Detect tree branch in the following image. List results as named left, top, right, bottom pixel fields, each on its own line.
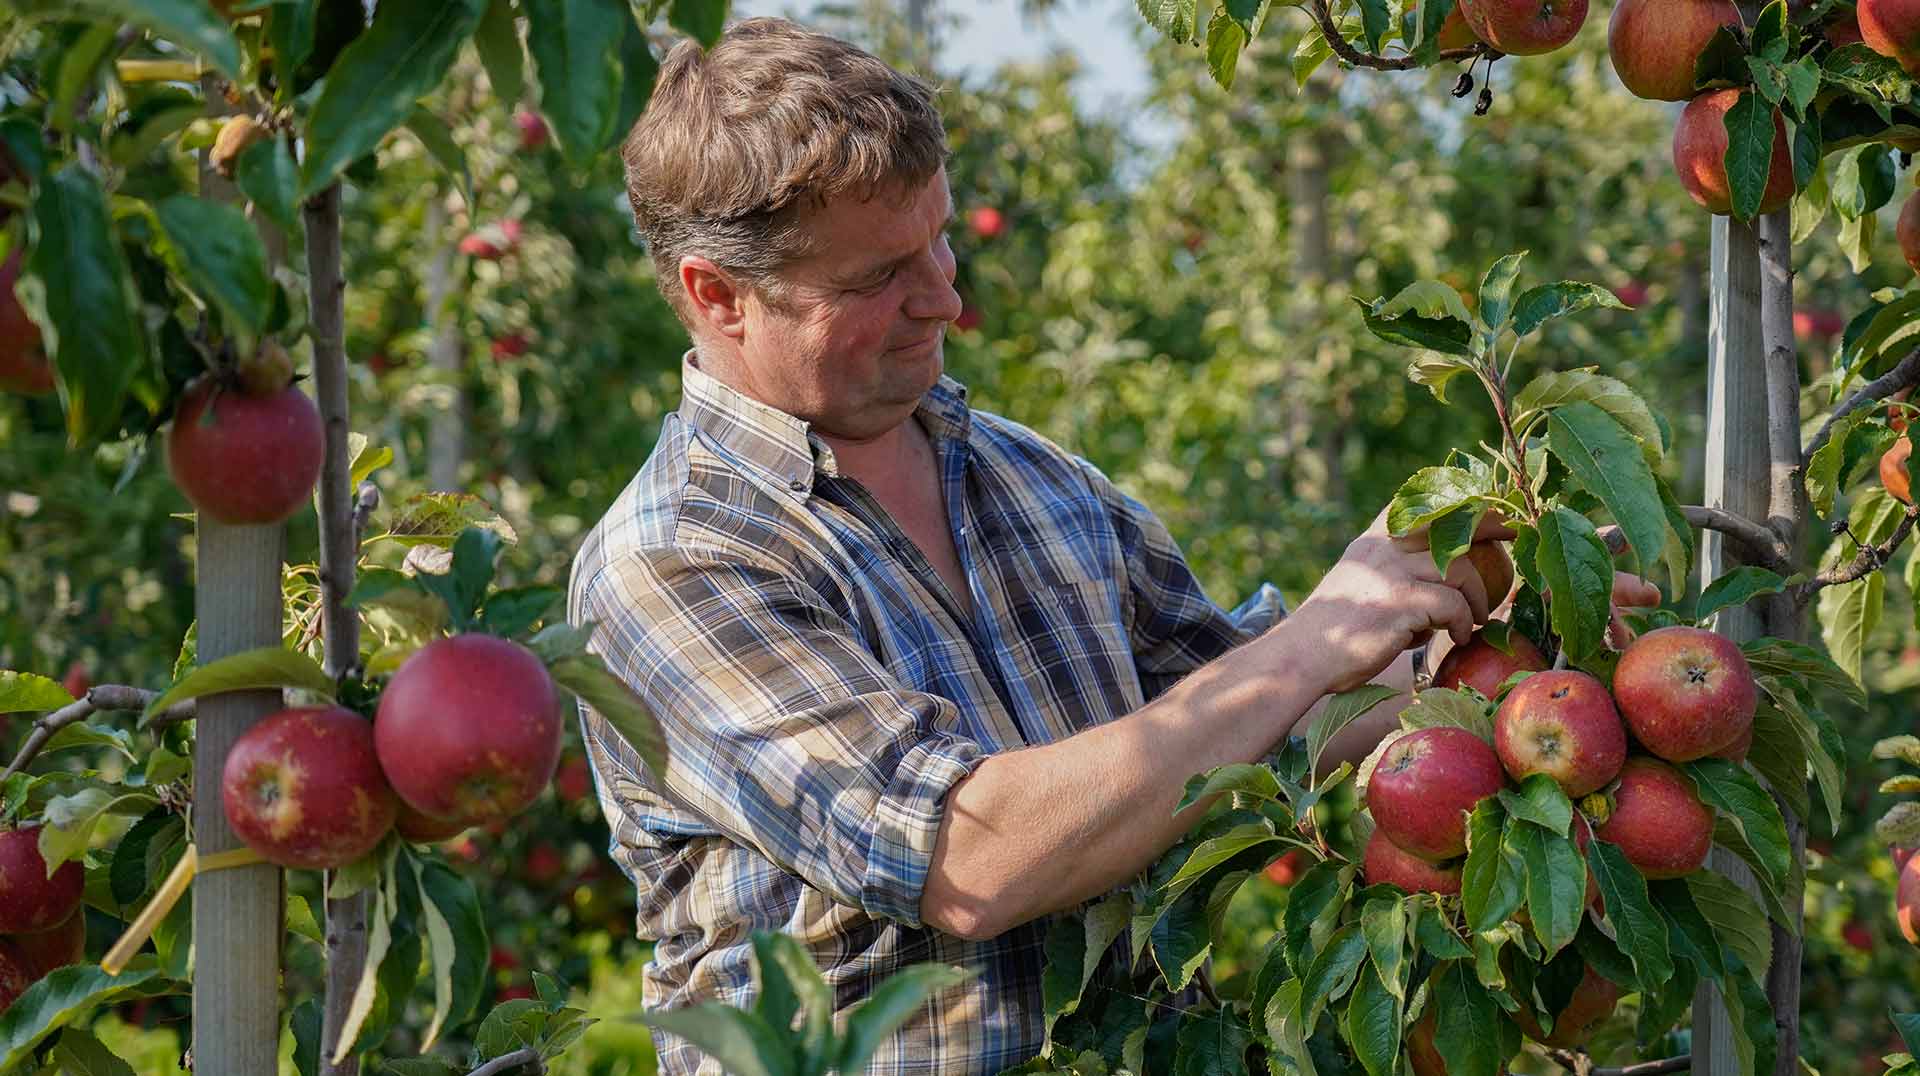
left=0, top=687, right=195, bottom=785
left=1305, top=0, right=1493, bottom=71
left=467, top=1049, right=543, bottom=1076
left=1789, top=501, right=1920, bottom=606
left=1799, top=347, right=1920, bottom=471
left=1546, top=1048, right=1690, bottom=1075
left=1595, top=504, right=1793, bottom=576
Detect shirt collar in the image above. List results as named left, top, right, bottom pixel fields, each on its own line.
left=678, top=350, right=974, bottom=496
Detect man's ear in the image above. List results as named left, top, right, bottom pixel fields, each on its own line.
left=680, top=255, right=747, bottom=341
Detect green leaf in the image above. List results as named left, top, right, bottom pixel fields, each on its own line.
left=1361, top=898, right=1409, bottom=1000
left=1722, top=953, right=1779, bottom=1076
left=1149, top=881, right=1211, bottom=992
left=1894, top=1011, right=1920, bottom=1057
left=1695, top=567, right=1789, bottom=622
left=0, top=962, right=169, bottom=1070
left=234, top=135, right=299, bottom=234
left=548, top=655, right=668, bottom=780
left=1166, top=823, right=1281, bottom=889
left=1176, top=763, right=1282, bottom=813
left=1533, top=506, right=1614, bottom=663
left=1684, top=869, right=1771, bottom=987
left=381, top=491, right=518, bottom=548
left=1304, top=685, right=1398, bottom=776
left=1354, top=296, right=1474, bottom=357
left=1743, top=637, right=1866, bottom=708
left=1283, top=862, right=1351, bottom=975
left=1407, top=354, right=1476, bottom=403
left=1509, top=821, right=1584, bottom=958
left=1397, top=685, right=1494, bottom=740
left=1498, top=774, right=1573, bottom=835
left=142, top=645, right=334, bottom=721
left=640, top=1005, right=795, bottom=1076
left=43, top=786, right=158, bottom=870
left=1649, top=878, right=1726, bottom=979
left=614, top=14, right=661, bottom=140
left=1510, top=281, right=1628, bottom=337
left=837, top=964, right=974, bottom=1075
left=1432, top=961, right=1503, bottom=1076
left=298, top=0, right=489, bottom=196
left=1476, top=252, right=1528, bottom=338
left=1463, top=799, right=1523, bottom=932
left=1511, top=368, right=1662, bottom=460
left=1686, top=759, right=1791, bottom=892
left=479, top=585, right=563, bottom=639
left=1817, top=569, right=1883, bottom=687
left=525, top=0, right=628, bottom=169
left=405, top=108, right=473, bottom=211
left=18, top=165, right=146, bottom=446
left=473, top=0, right=525, bottom=109
left=1725, top=91, right=1783, bottom=222
left=332, top=854, right=398, bottom=1063
left=1746, top=701, right=1812, bottom=825
left=153, top=196, right=273, bottom=337
left=415, top=857, right=489, bottom=1048
left=110, top=810, right=177, bottom=906
left=1878, top=802, right=1920, bottom=846
left=753, top=931, right=832, bottom=1067
left=1387, top=461, right=1495, bottom=536
left=1297, top=922, right=1369, bottom=1031
left=1356, top=0, right=1391, bottom=51
left=669, top=0, right=729, bottom=45
left=1204, top=12, right=1246, bottom=89
left=1346, top=962, right=1400, bottom=1076
left=0, top=672, right=74, bottom=715
left=50, top=1028, right=135, bottom=1076
left=74, top=0, right=243, bottom=76
left=474, top=999, right=547, bottom=1059
left=1040, top=893, right=1131, bottom=1041
left=1586, top=839, right=1673, bottom=989
left=1547, top=402, right=1667, bottom=580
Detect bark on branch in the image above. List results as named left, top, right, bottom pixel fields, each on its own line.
left=1305, top=0, right=1493, bottom=70
left=1546, top=1048, right=1690, bottom=1075
left=1596, top=504, right=1793, bottom=576
left=1789, top=501, right=1920, bottom=606
left=467, top=1049, right=544, bottom=1076
left=1799, top=347, right=1920, bottom=471
left=0, top=686, right=195, bottom=784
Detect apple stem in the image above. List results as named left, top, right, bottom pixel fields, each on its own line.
left=0, top=686, right=195, bottom=786
left=1303, top=0, right=1501, bottom=71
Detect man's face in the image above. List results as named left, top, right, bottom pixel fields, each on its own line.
left=729, top=167, right=963, bottom=441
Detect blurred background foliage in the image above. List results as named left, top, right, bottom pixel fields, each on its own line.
left=4, top=2, right=1919, bottom=1072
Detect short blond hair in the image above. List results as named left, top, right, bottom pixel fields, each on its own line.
left=622, top=17, right=949, bottom=323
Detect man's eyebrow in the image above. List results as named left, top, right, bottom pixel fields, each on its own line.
left=836, top=202, right=958, bottom=284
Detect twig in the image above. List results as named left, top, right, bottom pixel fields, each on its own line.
left=1305, top=0, right=1494, bottom=71
left=1546, top=1048, right=1690, bottom=1075
left=351, top=481, right=380, bottom=544
left=1799, top=347, right=1920, bottom=471
left=0, top=687, right=195, bottom=784
left=1790, top=502, right=1920, bottom=604
left=467, top=1049, right=543, bottom=1076
left=1595, top=505, right=1794, bottom=577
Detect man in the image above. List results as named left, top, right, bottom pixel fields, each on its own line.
left=568, top=17, right=1655, bottom=1074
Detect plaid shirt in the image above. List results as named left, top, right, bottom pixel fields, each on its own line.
left=568, top=355, right=1285, bottom=1075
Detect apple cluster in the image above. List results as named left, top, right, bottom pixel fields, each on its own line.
left=221, top=633, right=564, bottom=870
left=0, top=828, right=86, bottom=1013
left=1361, top=624, right=1759, bottom=1052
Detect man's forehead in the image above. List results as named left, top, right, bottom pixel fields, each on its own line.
left=800, top=174, right=954, bottom=270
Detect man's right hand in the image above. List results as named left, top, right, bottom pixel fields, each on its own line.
left=1281, top=508, right=1515, bottom=694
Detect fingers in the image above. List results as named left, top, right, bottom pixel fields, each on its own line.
left=1415, top=581, right=1476, bottom=648
left=1610, top=571, right=1662, bottom=609
left=1444, top=554, right=1492, bottom=625
left=1472, top=512, right=1518, bottom=543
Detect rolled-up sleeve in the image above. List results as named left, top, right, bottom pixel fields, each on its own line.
left=1077, top=461, right=1288, bottom=699
left=579, top=545, right=988, bottom=927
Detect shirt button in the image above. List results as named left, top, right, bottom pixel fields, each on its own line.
left=788, top=476, right=805, bottom=491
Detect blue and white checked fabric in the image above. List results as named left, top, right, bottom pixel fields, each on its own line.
left=567, top=353, right=1286, bottom=1075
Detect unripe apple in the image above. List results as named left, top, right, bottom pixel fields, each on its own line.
left=1514, top=963, right=1621, bottom=1047
left=12, top=908, right=84, bottom=978
left=0, top=827, right=83, bottom=933
left=223, top=706, right=399, bottom=869
left=1612, top=626, right=1757, bottom=762
left=1899, top=850, right=1920, bottom=944
left=210, top=115, right=270, bottom=180
left=1672, top=90, right=1796, bottom=217
left=0, top=249, right=53, bottom=396
left=1495, top=669, right=1628, bottom=796
left=166, top=377, right=324, bottom=525
left=1433, top=627, right=1549, bottom=698
left=1899, top=191, right=1920, bottom=274
left=1263, top=848, right=1306, bottom=886
left=1595, top=757, right=1714, bottom=879
left=375, top=634, right=563, bottom=827
left=1607, top=0, right=1742, bottom=101
left=967, top=206, right=1005, bottom=240
left=1456, top=0, right=1588, bottom=56
left=1361, top=829, right=1463, bottom=896
left=1861, top=0, right=1920, bottom=74
left=1368, top=726, right=1506, bottom=861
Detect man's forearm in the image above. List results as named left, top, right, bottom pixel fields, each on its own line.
left=919, top=614, right=1335, bottom=941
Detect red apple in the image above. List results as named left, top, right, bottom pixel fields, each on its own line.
left=1861, top=0, right=1920, bottom=74
left=1672, top=89, right=1797, bottom=217
left=1595, top=757, right=1714, bottom=879
left=1457, top=0, right=1588, bottom=55
left=1708, top=721, right=1754, bottom=761
left=1608, top=0, right=1742, bottom=101
left=524, top=842, right=565, bottom=886
left=490, top=333, right=530, bottom=362
left=1464, top=541, right=1516, bottom=609
left=0, top=946, right=32, bottom=1014
left=514, top=110, right=549, bottom=152
left=554, top=753, right=593, bottom=801
left=395, top=801, right=467, bottom=844
left=1612, top=626, right=1757, bottom=762
left=1367, top=726, right=1506, bottom=861
left=59, top=662, right=89, bottom=701
left=1611, top=280, right=1651, bottom=308
left=223, top=706, right=399, bottom=869
left=1406, top=1003, right=1510, bottom=1076
left=500, top=218, right=524, bottom=245
left=1514, top=963, right=1621, bottom=1047
left=1362, top=830, right=1463, bottom=896
left=967, top=206, right=1005, bottom=240
left=459, top=233, right=506, bottom=260
left=1895, top=845, right=1917, bottom=873
left=375, top=634, right=563, bottom=827
left=1885, top=437, right=1914, bottom=504
left=1263, top=848, right=1306, bottom=886
left=1843, top=917, right=1876, bottom=952
left=12, top=908, right=84, bottom=978
left=166, top=377, right=324, bottom=525
left=0, top=827, right=83, bottom=933
left=1495, top=669, right=1628, bottom=796
left=1830, top=12, right=1866, bottom=47
left=1438, top=8, right=1482, bottom=49
left=1432, top=627, right=1549, bottom=698
left=1898, top=851, right=1920, bottom=944
left=1899, top=190, right=1920, bottom=274
left=0, top=249, right=53, bottom=396
left=954, top=304, right=981, bottom=332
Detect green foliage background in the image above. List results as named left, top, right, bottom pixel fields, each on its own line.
left=4, top=4, right=1920, bottom=1072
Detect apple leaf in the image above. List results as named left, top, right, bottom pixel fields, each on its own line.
left=1547, top=402, right=1666, bottom=581
left=1354, top=296, right=1475, bottom=358
left=1432, top=960, right=1503, bottom=1076
left=72, top=0, right=243, bottom=76
left=1475, top=251, right=1528, bottom=341
left=1407, top=354, right=1477, bottom=403
left=1204, top=13, right=1246, bottom=89
left=1297, top=922, right=1369, bottom=1032
left=153, top=195, right=273, bottom=338
left=1533, top=507, right=1614, bottom=664
left=1894, top=1011, right=1920, bottom=1058
left=0, top=961, right=171, bottom=1072
left=1686, top=759, right=1792, bottom=893
left=1499, top=774, right=1573, bottom=835
left=1177, top=763, right=1283, bottom=813
left=1511, top=368, right=1662, bottom=463
left=1744, top=637, right=1867, bottom=709
left=1817, top=569, right=1883, bottom=688
left=1879, top=802, right=1920, bottom=847
left=41, top=786, right=156, bottom=871
left=639, top=1005, right=794, bottom=1076
left=1508, top=821, right=1584, bottom=959
left=0, top=672, right=75, bottom=715
left=837, top=964, right=976, bottom=1076
left=1721, top=953, right=1779, bottom=1076
left=140, top=645, right=334, bottom=723
left=1585, top=839, right=1673, bottom=989
left=1150, top=882, right=1212, bottom=992
left=478, top=585, right=563, bottom=639
left=1304, top=685, right=1399, bottom=778
left=1360, top=897, right=1410, bottom=1001
left=1165, top=823, right=1284, bottom=890
left=415, top=855, right=489, bottom=1049
left=1387, top=459, right=1496, bottom=536
left=1509, top=281, right=1628, bottom=338
left=1397, top=687, right=1494, bottom=742
left=1355, top=0, right=1391, bottom=52
left=1746, top=701, right=1812, bottom=824
left=380, top=491, right=518, bottom=549
left=1463, top=799, right=1523, bottom=933
left=1346, top=961, right=1400, bottom=1076
left=1684, top=869, right=1772, bottom=987
left=753, top=932, right=833, bottom=1067
left=1694, top=566, right=1789, bottom=623
left=1283, top=862, right=1352, bottom=976
left=1724, top=91, right=1782, bottom=223
left=524, top=0, right=628, bottom=170
left=234, top=136, right=299, bottom=234
left=1040, top=892, right=1131, bottom=1041
left=1649, top=877, right=1728, bottom=980
left=548, top=654, right=668, bottom=782
left=1877, top=735, right=1920, bottom=767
